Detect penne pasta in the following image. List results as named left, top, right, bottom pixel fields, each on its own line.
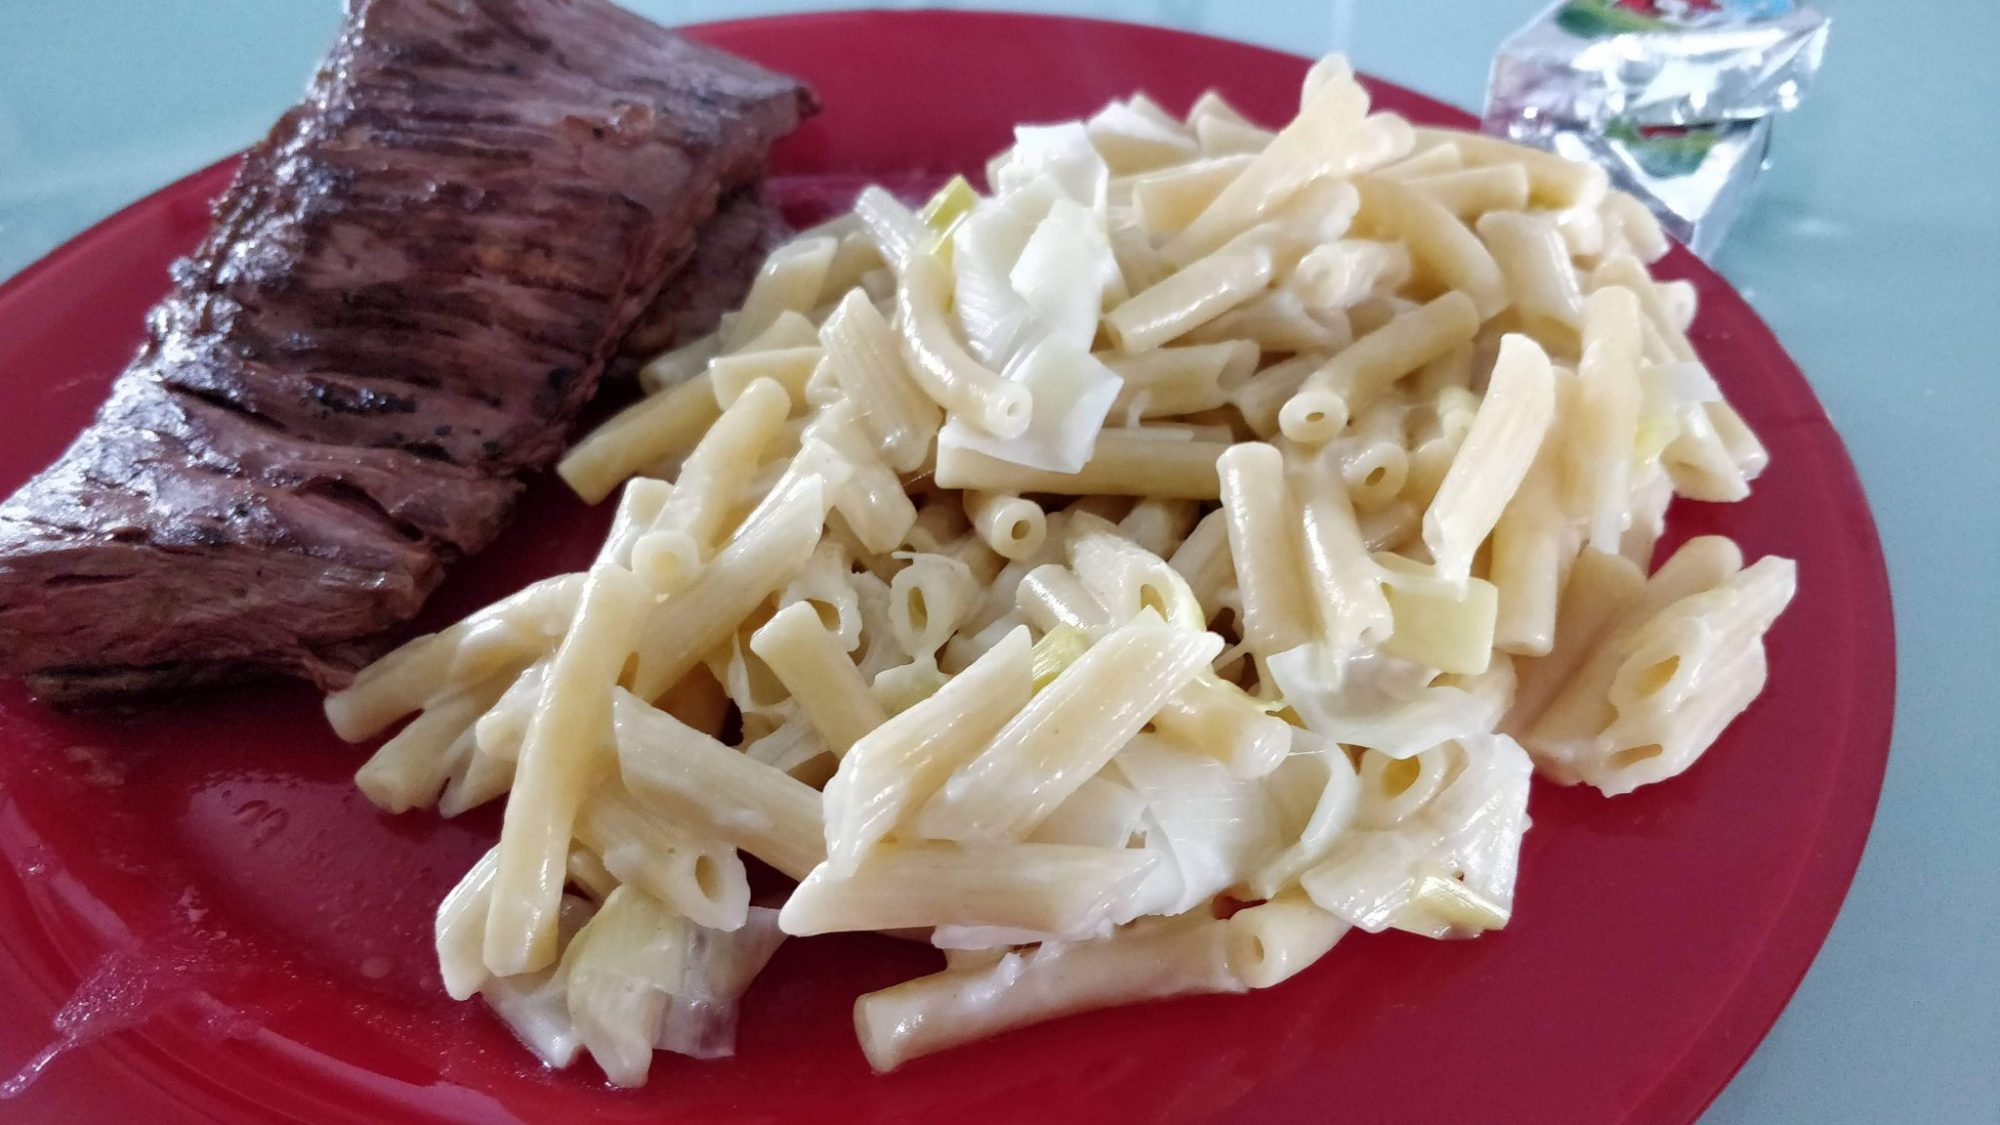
left=1565, top=286, right=1645, bottom=551
left=1150, top=672, right=1291, bottom=779
left=613, top=689, right=826, bottom=881
left=484, top=565, right=650, bottom=976
left=1229, top=354, right=1319, bottom=439
left=1185, top=89, right=1254, bottom=133
left=780, top=841, right=1159, bottom=939
left=595, top=478, right=675, bottom=570
left=1354, top=175, right=1509, bottom=318
left=750, top=601, right=887, bottom=756
left=1225, top=893, right=1351, bottom=987
left=726, top=236, right=838, bottom=350
left=1292, top=449, right=1395, bottom=653
left=1167, top=508, right=1236, bottom=616
left=852, top=912, right=1243, bottom=1072
left=1330, top=398, right=1412, bottom=510
left=1412, top=127, right=1610, bottom=211
left=1104, top=203, right=1173, bottom=293
left=776, top=540, right=864, bottom=653
left=819, top=289, right=943, bottom=473
left=822, top=627, right=1035, bottom=872
left=1180, top=289, right=1348, bottom=353
left=1168, top=506, right=1240, bottom=612
left=473, top=660, right=549, bottom=763
left=1509, top=535, right=1742, bottom=739
left=1476, top=210, right=1586, bottom=342
left=935, top=431, right=1229, bottom=499
left=1129, top=154, right=1257, bottom=237
left=1377, top=141, right=1464, bottom=180
left=1166, top=62, right=1370, bottom=261
left=1104, top=236, right=1277, bottom=353
left=897, top=252, right=1033, bottom=437
left=1108, top=340, right=1258, bottom=419
left=1196, top=113, right=1276, bottom=157
left=628, top=473, right=829, bottom=702
left=437, top=848, right=503, bottom=1001
left=914, top=617, right=1222, bottom=842
left=354, top=674, right=512, bottom=814
left=889, top=552, right=982, bottom=659
left=732, top=308, right=823, bottom=355
left=574, top=788, right=750, bottom=932
left=558, top=372, right=724, bottom=505
left=631, top=376, right=791, bottom=591
left=1489, top=410, right=1572, bottom=656
left=1528, top=556, right=1795, bottom=794
left=1066, top=517, right=1206, bottom=630
left=1217, top=442, right=1315, bottom=655
left=1015, top=563, right=1116, bottom=636
left=1404, top=164, right=1531, bottom=221
left=1663, top=400, right=1760, bottom=503
left=1601, top=189, right=1671, bottom=263
left=801, top=403, right=921, bottom=554
left=1288, top=238, right=1412, bottom=312
left=1117, top=497, right=1203, bottom=559
left=821, top=222, right=888, bottom=295
left=637, top=329, right=723, bottom=396
left=963, top=491, right=1049, bottom=560
left=1280, top=290, right=1481, bottom=444
left=1421, top=334, right=1557, bottom=585
left=708, top=347, right=822, bottom=409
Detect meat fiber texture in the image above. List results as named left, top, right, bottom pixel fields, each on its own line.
left=0, top=0, right=814, bottom=705
left=616, top=186, right=789, bottom=373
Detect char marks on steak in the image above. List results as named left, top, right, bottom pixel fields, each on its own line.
left=0, top=0, right=814, bottom=704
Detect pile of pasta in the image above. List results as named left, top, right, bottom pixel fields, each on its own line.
left=327, top=56, right=1796, bottom=1083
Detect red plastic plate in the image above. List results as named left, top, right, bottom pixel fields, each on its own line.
left=0, top=12, right=1893, bottom=1124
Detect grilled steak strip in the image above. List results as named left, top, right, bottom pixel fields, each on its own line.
left=617, top=185, right=789, bottom=371
left=0, top=0, right=814, bottom=704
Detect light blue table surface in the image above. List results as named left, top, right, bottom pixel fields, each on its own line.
left=1, top=3, right=1994, bottom=1122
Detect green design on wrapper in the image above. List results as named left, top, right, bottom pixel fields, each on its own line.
left=1606, top=119, right=1726, bottom=179
left=1555, top=0, right=1673, bottom=37
left=1556, top=1, right=1795, bottom=38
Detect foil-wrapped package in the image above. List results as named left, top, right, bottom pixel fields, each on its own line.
left=1501, top=114, right=1773, bottom=260
left=1488, top=0, right=1829, bottom=128
left=1483, top=1, right=1828, bottom=258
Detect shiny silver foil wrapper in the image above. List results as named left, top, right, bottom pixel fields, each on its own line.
left=1487, top=0, right=1829, bottom=128
left=1507, top=114, right=1772, bottom=259
left=1483, top=1, right=1827, bottom=259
